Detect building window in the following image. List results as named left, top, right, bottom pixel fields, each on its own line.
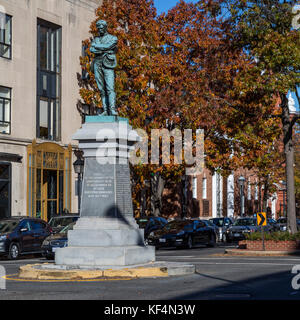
left=0, top=163, right=11, bottom=219
left=37, top=19, right=61, bottom=141
left=0, top=86, right=11, bottom=134
left=0, top=13, right=12, bottom=59
left=202, top=178, right=207, bottom=199
left=192, top=177, right=197, bottom=199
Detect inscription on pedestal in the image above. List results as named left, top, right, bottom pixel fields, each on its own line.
left=81, top=159, right=115, bottom=217
left=116, top=165, right=134, bottom=216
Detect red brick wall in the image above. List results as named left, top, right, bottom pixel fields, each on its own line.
left=239, top=240, right=300, bottom=251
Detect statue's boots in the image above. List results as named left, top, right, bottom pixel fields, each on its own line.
left=110, top=106, right=118, bottom=116
left=99, top=106, right=109, bottom=116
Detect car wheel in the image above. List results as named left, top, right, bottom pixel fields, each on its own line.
left=187, top=236, right=193, bottom=249
left=207, top=234, right=216, bottom=247
left=8, top=243, right=20, bottom=260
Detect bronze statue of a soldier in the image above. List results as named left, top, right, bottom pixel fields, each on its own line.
left=90, top=20, right=118, bottom=116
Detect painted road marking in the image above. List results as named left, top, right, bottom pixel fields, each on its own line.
left=157, top=256, right=300, bottom=261
left=190, top=262, right=297, bottom=266
left=156, top=256, right=196, bottom=258
left=3, top=274, right=133, bottom=283
left=215, top=293, right=251, bottom=299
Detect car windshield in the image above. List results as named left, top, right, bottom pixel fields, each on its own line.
left=210, top=218, right=224, bottom=227
left=233, top=219, right=256, bottom=226
left=163, top=221, right=193, bottom=231
left=204, top=220, right=214, bottom=227
left=49, top=217, right=77, bottom=228
left=277, top=218, right=287, bottom=224
left=0, top=220, right=19, bottom=233
left=60, top=222, right=75, bottom=233
left=137, top=219, right=149, bottom=228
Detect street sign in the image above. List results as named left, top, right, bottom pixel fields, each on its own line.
left=257, top=212, right=267, bottom=226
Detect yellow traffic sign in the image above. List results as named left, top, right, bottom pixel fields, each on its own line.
left=257, top=212, right=267, bottom=226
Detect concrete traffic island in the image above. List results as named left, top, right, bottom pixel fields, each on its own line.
left=18, top=262, right=196, bottom=280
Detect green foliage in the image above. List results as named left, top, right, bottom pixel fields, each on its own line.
left=245, top=231, right=300, bottom=241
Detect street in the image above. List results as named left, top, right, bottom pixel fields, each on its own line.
left=0, top=244, right=299, bottom=300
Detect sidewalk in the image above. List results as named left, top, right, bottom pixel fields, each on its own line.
left=225, top=248, right=300, bottom=256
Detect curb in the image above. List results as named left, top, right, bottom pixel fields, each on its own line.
left=225, top=249, right=300, bottom=256
left=18, top=262, right=195, bottom=280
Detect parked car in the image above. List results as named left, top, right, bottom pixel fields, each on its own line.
left=143, top=217, right=168, bottom=245
left=276, top=217, right=287, bottom=231
left=48, top=214, right=79, bottom=234
left=201, top=219, right=220, bottom=242
left=147, top=219, right=216, bottom=249
left=0, top=217, right=52, bottom=259
left=276, top=217, right=300, bottom=231
left=42, top=222, right=75, bottom=260
left=226, top=217, right=273, bottom=242
left=267, top=218, right=281, bottom=232
left=136, top=216, right=168, bottom=245
left=209, top=217, right=234, bottom=242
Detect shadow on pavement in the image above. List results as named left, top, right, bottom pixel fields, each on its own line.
left=169, top=269, right=299, bottom=300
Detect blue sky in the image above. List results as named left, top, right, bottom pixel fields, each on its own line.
left=153, top=0, right=198, bottom=14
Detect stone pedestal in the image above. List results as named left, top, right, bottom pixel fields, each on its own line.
left=55, top=116, right=155, bottom=267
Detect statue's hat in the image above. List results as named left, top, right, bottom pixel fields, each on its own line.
left=96, top=20, right=107, bottom=27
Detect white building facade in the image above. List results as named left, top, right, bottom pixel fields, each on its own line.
left=0, top=0, right=101, bottom=221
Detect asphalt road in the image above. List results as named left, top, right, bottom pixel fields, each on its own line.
left=0, top=243, right=299, bottom=301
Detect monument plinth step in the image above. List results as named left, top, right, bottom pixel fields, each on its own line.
left=55, top=245, right=155, bottom=267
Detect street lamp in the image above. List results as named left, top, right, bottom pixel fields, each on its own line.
left=238, top=176, right=246, bottom=217
left=73, top=157, right=84, bottom=214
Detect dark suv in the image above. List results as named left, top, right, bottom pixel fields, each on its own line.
left=0, top=217, right=52, bottom=259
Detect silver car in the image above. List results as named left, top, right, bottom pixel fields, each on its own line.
left=276, top=217, right=300, bottom=232
left=226, top=218, right=273, bottom=242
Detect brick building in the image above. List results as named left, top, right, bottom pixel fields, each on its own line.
left=161, top=170, right=290, bottom=220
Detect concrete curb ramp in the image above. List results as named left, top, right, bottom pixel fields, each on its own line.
left=225, top=249, right=300, bottom=256
left=18, top=262, right=195, bottom=280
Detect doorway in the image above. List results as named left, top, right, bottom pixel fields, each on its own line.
left=0, top=163, right=11, bottom=219
left=27, top=141, right=72, bottom=221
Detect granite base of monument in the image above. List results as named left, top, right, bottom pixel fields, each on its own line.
left=55, top=217, right=155, bottom=267
left=55, top=116, right=155, bottom=267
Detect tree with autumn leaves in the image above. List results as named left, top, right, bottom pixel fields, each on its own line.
left=77, top=0, right=294, bottom=223
left=209, top=0, right=300, bottom=232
